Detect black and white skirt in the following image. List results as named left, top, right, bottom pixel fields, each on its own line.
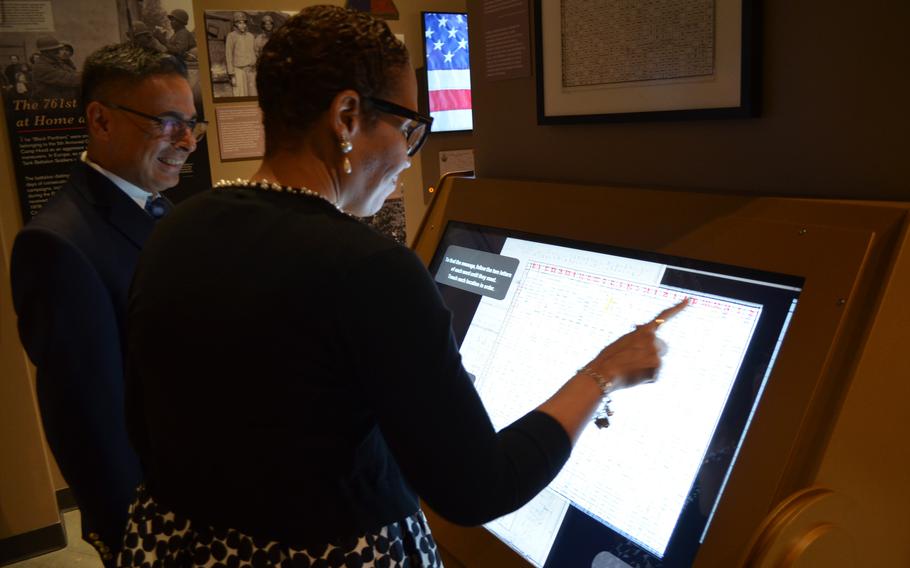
left=118, top=485, right=443, bottom=568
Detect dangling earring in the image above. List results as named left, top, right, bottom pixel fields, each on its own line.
left=340, top=136, right=353, bottom=175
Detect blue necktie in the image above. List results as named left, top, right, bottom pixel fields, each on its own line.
left=144, top=195, right=171, bottom=220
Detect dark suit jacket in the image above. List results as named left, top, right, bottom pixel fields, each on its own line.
left=10, top=161, right=157, bottom=562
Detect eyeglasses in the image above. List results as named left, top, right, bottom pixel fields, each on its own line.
left=366, top=97, right=433, bottom=157
left=102, top=102, right=207, bottom=142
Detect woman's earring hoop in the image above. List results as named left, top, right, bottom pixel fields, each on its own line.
left=340, top=137, right=353, bottom=175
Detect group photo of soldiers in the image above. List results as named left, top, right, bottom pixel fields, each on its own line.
left=203, top=10, right=292, bottom=100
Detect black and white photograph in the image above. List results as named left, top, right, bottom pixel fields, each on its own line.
left=128, top=0, right=199, bottom=64
left=203, top=10, right=293, bottom=100
left=122, top=0, right=206, bottom=123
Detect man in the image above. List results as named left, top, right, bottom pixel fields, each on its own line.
left=253, top=13, right=275, bottom=59
left=225, top=11, right=256, bottom=96
left=155, top=9, right=197, bottom=61
left=30, top=36, right=80, bottom=100
left=10, top=43, right=203, bottom=566
left=129, top=21, right=167, bottom=53
left=4, top=54, right=20, bottom=86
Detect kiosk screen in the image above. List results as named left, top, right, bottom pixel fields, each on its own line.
left=428, top=222, right=803, bottom=568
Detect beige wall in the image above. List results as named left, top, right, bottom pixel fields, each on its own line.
left=0, top=91, right=60, bottom=540
left=466, top=0, right=910, bottom=201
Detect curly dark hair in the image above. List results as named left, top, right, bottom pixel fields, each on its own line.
left=81, top=43, right=187, bottom=109
left=256, top=5, right=411, bottom=155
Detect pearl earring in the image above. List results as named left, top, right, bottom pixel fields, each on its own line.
left=340, top=136, right=353, bottom=175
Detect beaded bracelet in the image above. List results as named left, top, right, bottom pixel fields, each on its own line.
left=578, top=367, right=615, bottom=429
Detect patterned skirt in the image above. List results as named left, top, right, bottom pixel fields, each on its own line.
left=118, top=485, right=443, bottom=568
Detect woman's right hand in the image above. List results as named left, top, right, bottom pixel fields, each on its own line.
left=537, top=299, right=688, bottom=442
left=582, top=299, right=688, bottom=392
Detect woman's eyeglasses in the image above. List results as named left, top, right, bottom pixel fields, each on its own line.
left=367, top=97, right=433, bottom=157
left=102, top=101, right=208, bottom=142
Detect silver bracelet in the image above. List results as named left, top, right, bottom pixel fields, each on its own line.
left=578, top=367, right=615, bottom=429
left=578, top=366, right=614, bottom=396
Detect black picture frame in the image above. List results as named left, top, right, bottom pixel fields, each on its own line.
left=535, top=0, right=760, bottom=124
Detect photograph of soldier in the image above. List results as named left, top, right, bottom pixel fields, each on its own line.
left=225, top=12, right=256, bottom=96
left=129, top=22, right=167, bottom=54
left=124, top=2, right=204, bottom=105
left=254, top=14, right=275, bottom=58
left=154, top=8, right=198, bottom=62
left=203, top=10, right=292, bottom=100
left=31, top=36, right=80, bottom=101
left=5, top=55, right=22, bottom=86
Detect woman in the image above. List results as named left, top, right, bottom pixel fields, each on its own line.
left=121, top=6, right=684, bottom=567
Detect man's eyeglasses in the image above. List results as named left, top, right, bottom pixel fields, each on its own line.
left=366, top=97, right=433, bottom=157
left=102, top=102, right=207, bottom=142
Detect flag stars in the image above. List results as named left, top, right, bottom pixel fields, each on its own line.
left=425, top=14, right=470, bottom=68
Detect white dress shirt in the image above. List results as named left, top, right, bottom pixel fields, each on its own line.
left=81, top=151, right=154, bottom=211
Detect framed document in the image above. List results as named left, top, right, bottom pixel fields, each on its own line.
left=535, top=0, right=759, bottom=124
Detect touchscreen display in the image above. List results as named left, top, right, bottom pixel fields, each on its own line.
left=428, top=222, right=802, bottom=568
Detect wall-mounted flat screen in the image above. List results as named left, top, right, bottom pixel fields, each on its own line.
left=428, top=222, right=803, bottom=568
left=422, top=12, right=473, bottom=132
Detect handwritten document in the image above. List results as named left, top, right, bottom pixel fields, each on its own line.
left=561, top=0, right=716, bottom=87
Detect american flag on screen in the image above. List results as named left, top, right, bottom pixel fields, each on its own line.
left=423, top=12, right=473, bottom=132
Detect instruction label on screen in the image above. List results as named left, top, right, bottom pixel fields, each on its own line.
left=435, top=245, right=519, bottom=300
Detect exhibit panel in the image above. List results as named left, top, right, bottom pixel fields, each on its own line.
left=412, top=176, right=910, bottom=568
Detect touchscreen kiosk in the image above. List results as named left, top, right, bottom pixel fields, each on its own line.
left=428, top=222, right=802, bottom=568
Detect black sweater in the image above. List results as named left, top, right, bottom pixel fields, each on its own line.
left=126, top=186, right=572, bottom=547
